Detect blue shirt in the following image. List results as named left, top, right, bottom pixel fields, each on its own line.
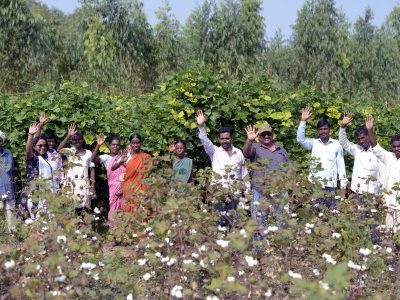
left=297, top=121, right=347, bottom=189
left=0, top=148, right=15, bottom=200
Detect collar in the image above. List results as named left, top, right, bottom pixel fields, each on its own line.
left=318, top=138, right=333, bottom=145
left=259, top=142, right=280, bottom=151
left=220, top=145, right=238, bottom=154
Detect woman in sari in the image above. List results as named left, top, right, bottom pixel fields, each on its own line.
left=169, top=139, right=193, bottom=184
left=112, top=133, right=151, bottom=222
left=91, top=134, right=125, bottom=224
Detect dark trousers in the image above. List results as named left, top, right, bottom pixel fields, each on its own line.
left=214, top=199, right=239, bottom=228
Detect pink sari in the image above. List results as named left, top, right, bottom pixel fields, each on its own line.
left=107, top=155, right=126, bottom=223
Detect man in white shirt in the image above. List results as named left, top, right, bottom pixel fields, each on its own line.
left=297, top=106, right=347, bottom=208
left=196, top=110, right=247, bottom=227
left=339, top=112, right=382, bottom=195
left=367, top=115, right=400, bottom=233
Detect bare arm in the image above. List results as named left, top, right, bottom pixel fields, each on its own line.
left=35, top=112, right=47, bottom=137
left=243, top=125, right=257, bottom=158
left=91, top=133, right=105, bottom=164
left=296, top=106, right=314, bottom=150
left=196, top=110, right=215, bottom=158
left=57, top=124, right=76, bottom=152
left=365, top=115, right=377, bottom=147
left=111, top=149, right=128, bottom=171
left=25, top=123, right=40, bottom=161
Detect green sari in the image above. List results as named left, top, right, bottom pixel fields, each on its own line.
left=172, top=156, right=192, bottom=183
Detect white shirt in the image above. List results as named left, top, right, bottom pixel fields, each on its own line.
left=99, top=154, right=112, bottom=169
left=371, top=144, right=400, bottom=209
left=297, top=121, right=347, bottom=188
left=339, top=127, right=382, bottom=194
left=198, top=127, right=247, bottom=189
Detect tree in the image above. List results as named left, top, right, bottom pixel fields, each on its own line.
left=154, top=0, right=182, bottom=79
left=292, top=0, right=350, bottom=92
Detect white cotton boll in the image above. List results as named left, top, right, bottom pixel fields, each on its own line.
left=206, top=296, right=219, bottom=300
left=388, top=266, right=394, bottom=272
left=25, top=218, right=34, bottom=225
left=291, top=213, right=298, bottom=217
left=218, top=225, right=228, bottom=232
left=332, top=209, right=340, bottom=214
left=238, top=270, right=245, bottom=275
left=288, top=270, right=302, bottom=279
left=386, top=247, right=393, bottom=253
left=183, top=259, right=193, bottom=264
left=305, top=228, right=312, bottom=235
left=161, top=256, right=170, bottom=263
left=239, top=229, right=247, bottom=237
left=137, top=259, right=147, bottom=266
left=200, top=260, right=208, bottom=268
left=144, top=227, right=152, bottom=232
left=1, top=194, right=8, bottom=199
left=359, top=248, right=371, bottom=256
left=313, top=269, right=321, bottom=276
left=245, top=256, right=258, bottom=267
left=75, top=229, right=81, bottom=235
left=80, top=262, right=96, bottom=270
left=165, top=238, right=170, bottom=243
left=216, top=239, right=230, bottom=248
left=227, top=276, right=235, bottom=282
left=373, top=244, right=382, bottom=250
left=82, top=234, right=87, bottom=239
left=191, top=252, right=199, bottom=258
left=92, top=236, right=97, bottom=241
left=93, top=207, right=101, bottom=214
left=332, top=232, right=341, bottom=239
left=167, top=258, right=176, bottom=266
left=318, top=212, right=324, bottom=217
left=199, top=245, right=207, bottom=252
left=347, top=260, right=362, bottom=271
left=51, top=291, right=61, bottom=296
left=171, top=285, right=183, bottom=298
left=143, top=273, right=151, bottom=281
left=264, top=289, right=272, bottom=297
left=322, top=253, right=337, bottom=265
left=56, top=235, right=67, bottom=244
left=98, top=262, right=104, bottom=267
left=189, top=229, right=197, bottom=235
left=54, top=275, right=66, bottom=282
left=94, top=217, right=99, bottom=221
left=305, top=223, right=314, bottom=229
left=267, top=226, right=278, bottom=232
left=4, top=259, right=15, bottom=269
left=319, top=281, right=329, bottom=290
left=126, top=293, right=133, bottom=300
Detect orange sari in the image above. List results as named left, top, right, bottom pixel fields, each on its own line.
left=122, top=152, right=152, bottom=220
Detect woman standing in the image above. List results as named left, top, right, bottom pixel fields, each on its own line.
left=169, top=139, right=193, bottom=184
left=112, top=133, right=151, bottom=221
left=58, top=125, right=95, bottom=211
left=0, top=130, right=16, bottom=231
left=91, top=134, right=125, bottom=223
left=24, top=123, right=55, bottom=219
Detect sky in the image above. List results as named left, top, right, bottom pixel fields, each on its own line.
left=39, top=0, right=398, bottom=38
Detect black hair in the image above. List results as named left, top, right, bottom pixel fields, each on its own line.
left=354, top=127, right=368, bottom=137
left=71, top=131, right=84, bottom=139
left=32, top=135, right=48, bottom=157
left=391, top=134, right=400, bottom=144
left=44, top=131, right=56, bottom=140
left=174, top=138, right=187, bottom=149
left=316, top=119, right=331, bottom=129
left=129, top=133, right=142, bottom=143
left=108, top=135, right=121, bottom=145
left=218, top=126, right=233, bottom=137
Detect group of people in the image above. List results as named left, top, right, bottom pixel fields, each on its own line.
left=0, top=107, right=399, bottom=238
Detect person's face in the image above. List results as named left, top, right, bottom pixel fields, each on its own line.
left=258, top=131, right=273, bottom=146
left=71, top=134, right=84, bottom=149
left=174, top=142, right=186, bottom=158
left=130, top=138, right=141, bottom=153
left=317, top=125, right=330, bottom=140
left=47, top=138, right=56, bottom=150
left=392, top=140, right=400, bottom=159
left=34, top=139, right=48, bottom=156
left=109, top=139, right=121, bottom=155
left=219, top=132, right=232, bottom=150
left=356, top=133, right=369, bottom=150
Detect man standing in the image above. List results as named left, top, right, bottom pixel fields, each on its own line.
left=297, top=106, right=347, bottom=207
left=339, top=112, right=382, bottom=195
left=367, top=115, right=400, bottom=233
left=243, top=123, right=290, bottom=228
left=196, top=110, right=247, bottom=226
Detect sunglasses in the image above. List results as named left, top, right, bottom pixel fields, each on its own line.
left=259, top=131, right=272, bottom=138
left=36, top=144, right=47, bottom=148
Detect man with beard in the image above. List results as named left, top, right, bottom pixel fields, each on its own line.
left=196, top=110, right=247, bottom=227
left=297, top=106, right=347, bottom=208
left=367, top=115, right=400, bottom=233
left=243, top=123, right=290, bottom=231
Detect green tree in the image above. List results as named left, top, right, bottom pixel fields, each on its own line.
left=292, top=0, right=350, bottom=92
left=154, top=0, right=182, bottom=79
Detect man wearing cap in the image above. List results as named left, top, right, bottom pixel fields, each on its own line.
left=297, top=106, right=347, bottom=207
left=243, top=123, right=290, bottom=229
left=0, top=130, right=16, bottom=232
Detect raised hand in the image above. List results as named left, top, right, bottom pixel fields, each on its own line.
left=168, top=142, right=176, bottom=154
left=365, top=115, right=374, bottom=130
left=67, top=124, right=76, bottom=137
left=196, top=110, right=206, bottom=127
left=38, top=112, right=47, bottom=126
left=120, top=149, right=129, bottom=163
left=341, top=112, right=353, bottom=127
left=29, top=123, right=40, bottom=135
left=96, top=133, right=105, bottom=145
left=301, top=106, right=312, bottom=122
left=245, top=125, right=258, bottom=141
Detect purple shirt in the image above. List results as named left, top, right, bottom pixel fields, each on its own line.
left=245, top=142, right=290, bottom=191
